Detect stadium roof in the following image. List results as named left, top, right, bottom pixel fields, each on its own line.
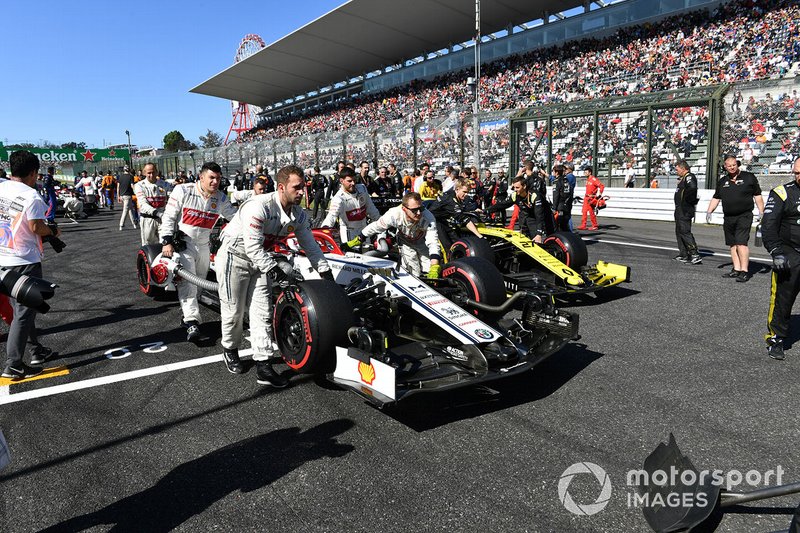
left=190, top=0, right=585, bottom=108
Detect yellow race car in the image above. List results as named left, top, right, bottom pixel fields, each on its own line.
left=444, top=223, right=630, bottom=296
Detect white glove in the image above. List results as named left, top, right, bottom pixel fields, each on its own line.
left=754, top=213, right=762, bottom=223
left=705, top=212, right=712, bottom=224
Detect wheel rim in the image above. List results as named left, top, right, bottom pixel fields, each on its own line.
left=544, top=242, right=567, bottom=264
left=449, top=245, right=467, bottom=260
left=279, top=306, right=306, bottom=356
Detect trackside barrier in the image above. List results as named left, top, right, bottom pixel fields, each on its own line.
left=567, top=187, right=769, bottom=224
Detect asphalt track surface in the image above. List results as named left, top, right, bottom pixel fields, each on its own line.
left=1, top=208, right=798, bottom=533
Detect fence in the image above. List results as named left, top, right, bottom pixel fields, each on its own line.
left=136, top=78, right=798, bottom=189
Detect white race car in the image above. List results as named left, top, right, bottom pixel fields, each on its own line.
left=136, top=229, right=578, bottom=406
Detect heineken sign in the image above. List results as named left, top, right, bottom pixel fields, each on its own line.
left=0, top=145, right=130, bottom=163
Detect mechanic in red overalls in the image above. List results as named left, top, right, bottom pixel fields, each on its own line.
left=577, top=166, right=604, bottom=231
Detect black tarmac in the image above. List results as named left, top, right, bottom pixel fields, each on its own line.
left=0, top=209, right=797, bottom=533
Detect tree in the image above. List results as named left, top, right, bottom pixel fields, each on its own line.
left=60, top=141, right=87, bottom=150
left=6, top=143, right=35, bottom=149
left=163, top=130, right=198, bottom=152
left=199, top=129, right=224, bottom=148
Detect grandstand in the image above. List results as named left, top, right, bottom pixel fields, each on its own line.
left=173, top=0, right=800, bottom=188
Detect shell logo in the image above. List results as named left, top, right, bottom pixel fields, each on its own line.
left=358, top=361, right=376, bottom=385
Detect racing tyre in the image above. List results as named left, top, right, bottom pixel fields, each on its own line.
left=448, top=234, right=495, bottom=264
left=543, top=231, right=588, bottom=269
left=274, top=280, right=356, bottom=374
left=137, top=245, right=165, bottom=298
left=443, top=256, right=506, bottom=318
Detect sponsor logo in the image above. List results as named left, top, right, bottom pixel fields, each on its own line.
left=346, top=206, right=366, bottom=221
left=182, top=208, right=219, bottom=229
left=211, top=202, right=217, bottom=209
left=444, top=346, right=468, bottom=361
left=358, top=361, right=376, bottom=385
left=474, top=328, right=493, bottom=339
left=287, top=225, right=295, bottom=232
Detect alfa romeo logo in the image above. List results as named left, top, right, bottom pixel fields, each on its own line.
left=474, top=328, right=492, bottom=339
left=558, top=462, right=612, bottom=516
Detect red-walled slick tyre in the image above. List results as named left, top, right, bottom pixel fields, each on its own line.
left=274, top=280, right=356, bottom=374
left=543, top=231, right=588, bottom=269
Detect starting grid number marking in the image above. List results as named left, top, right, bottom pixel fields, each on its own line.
left=105, top=341, right=168, bottom=360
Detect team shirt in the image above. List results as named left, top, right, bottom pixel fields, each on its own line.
left=713, top=170, right=762, bottom=216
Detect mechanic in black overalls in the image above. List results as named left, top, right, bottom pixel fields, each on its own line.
left=761, top=156, right=800, bottom=361
left=486, top=175, right=551, bottom=243
left=673, top=160, right=702, bottom=264
left=428, top=177, right=485, bottom=251
left=310, top=167, right=328, bottom=221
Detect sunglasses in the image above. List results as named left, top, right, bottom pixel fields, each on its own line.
left=403, top=205, right=422, bottom=214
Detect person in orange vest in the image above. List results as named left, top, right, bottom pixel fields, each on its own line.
left=577, top=166, right=604, bottom=230
left=101, top=172, right=117, bottom=210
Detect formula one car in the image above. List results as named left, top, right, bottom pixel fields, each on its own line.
left=136, top=229, right=578, bottom=406
left=443, top=220, right=630, bottom=296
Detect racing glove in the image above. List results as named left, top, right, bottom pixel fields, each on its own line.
left=427, top=264, right=442, bottom=279
left=771, top=251, right=790, bottom=273
left=267, top=264, right=291, bottom=284
left=345, top=234, right=363, bottom=250
left=319, top=270, right=335, bottom=282
left=705, top=212, right=712, bottom=224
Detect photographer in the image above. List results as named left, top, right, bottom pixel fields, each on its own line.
left=0, top=151, right=61, bottom=379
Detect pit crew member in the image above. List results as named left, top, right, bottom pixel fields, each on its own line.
left=320, top=166, right=380, bottom=242
left=134, top=163, right=170, bottom=246
left=159, top=162, right=237, bottom=343
left=577, top=166, right=603, bottom=230
left=706, top=155, right=765, bottom=282
left=673, top=160, right=701, bottom=264
left=486, top=176, right=550, bottom=243
left=761, top=156, right=800, bottom=360
left=429, top=178, right=485, bottom=251
left=349, top=192, right=441, bottom=278
left=216, top=165, right=333, bottom=385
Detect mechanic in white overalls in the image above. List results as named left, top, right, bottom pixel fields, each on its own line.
left=320, top=166, right=380, bottom=243
left=350, top=191, right=441, bottom=278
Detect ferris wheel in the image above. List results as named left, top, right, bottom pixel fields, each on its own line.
left=225, top=34, right=266, bottom=144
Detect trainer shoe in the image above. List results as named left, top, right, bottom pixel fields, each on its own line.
left=688, top=254, right=703, bottom=265
left=767, top=337, right=785, bottom=360
left=673, top=255, right=689, bottom=263
left=589, top=226, right=599, bottom=231
left=736, top=271, right=752, bottom=283
left=29, top=345, right=54, bottom=365
left=186, top=324, right=202, bottom=343
left=722, top=269, right=739, bottom=278
left=223, top=349, right=246, bottom=374
left=255, top=361, right=289, bottom=388
left=2, top=363, right=43, bottom=379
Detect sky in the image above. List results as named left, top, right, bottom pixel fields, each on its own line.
left=1, top=0, right=342, bottom=150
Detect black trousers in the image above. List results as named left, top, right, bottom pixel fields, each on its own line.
left=557, top=209, right=572, bottom=232
left=311, top=191, right=326, bottom=220
left=675, top=210, right=698, bottom=256
left=767, top=247, right=800, bottom=340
